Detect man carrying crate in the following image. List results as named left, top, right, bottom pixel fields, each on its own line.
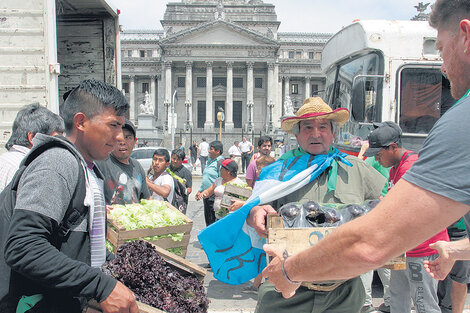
left=247, top=97, right=386, bottom=313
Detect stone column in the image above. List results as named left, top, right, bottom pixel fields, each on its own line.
left=225, top=61, right=234, bottom=130
left=185, top=61, right=193, bottom=130
left=305, top=76, right=311, bottom=99
left=204, top=61, right=213, bottom=130
left=129, top=75, right=135, bottom=121
left=164, top=61, right=172, bottom=130
left=273, top=63, right=282, bottom=128
left=246, top=61, right=254, bottom=131
left=283, top=76, right=290, bottom=101
left=267, top=62, right=275, bottom=133
left=150, top=75, right=156, bottom=116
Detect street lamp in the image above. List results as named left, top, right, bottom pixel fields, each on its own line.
left=217, top=108, right=225, bottom=141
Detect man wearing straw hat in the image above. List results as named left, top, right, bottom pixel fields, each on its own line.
left=248, top=97, right=386, bottom=313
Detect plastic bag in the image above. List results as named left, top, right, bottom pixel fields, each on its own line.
left=279, top=199, right=380, bottom=229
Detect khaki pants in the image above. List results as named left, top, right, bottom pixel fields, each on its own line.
left=232, top=156, right=242, bottom=173
left=255, top=277, right=365, bottom=313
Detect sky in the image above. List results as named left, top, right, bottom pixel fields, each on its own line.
left=109, top=0, right=435, bottom=34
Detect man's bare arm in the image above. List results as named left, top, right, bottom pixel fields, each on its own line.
left=265, top=179, right=470, bottom=287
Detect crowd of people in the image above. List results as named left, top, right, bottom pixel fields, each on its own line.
left=2, top=1, right=470, bottom=312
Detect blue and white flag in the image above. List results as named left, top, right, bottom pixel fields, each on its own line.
left=197, top=149, right=351, bottom=285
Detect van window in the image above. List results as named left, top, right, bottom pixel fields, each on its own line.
left=399, top=67, right=452, bottom=134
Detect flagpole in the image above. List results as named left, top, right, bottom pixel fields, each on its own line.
left=171, top=87, right=176, bottom=150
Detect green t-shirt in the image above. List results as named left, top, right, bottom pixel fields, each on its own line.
left=365, top=157, right=390, bottom=197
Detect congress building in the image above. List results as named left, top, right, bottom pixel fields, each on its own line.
left=121, top=0, right=331, bottom=145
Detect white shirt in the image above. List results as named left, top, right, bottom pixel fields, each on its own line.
left=239, top=141, right=252, bottom=153
left=151, top=171, right=174, bottom=203
left=199, top=141, right=210, bottom=157
left=0, top=145, right=30, bottom=192
left=228, top=145, right=241, bottom=157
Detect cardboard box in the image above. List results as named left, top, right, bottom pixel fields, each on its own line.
left=107, top=202, right=193, bottom=257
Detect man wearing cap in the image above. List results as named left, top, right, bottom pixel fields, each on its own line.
left=248, top=97, right=385, bottom=313
left=364, top=121, right=449, bottom=313
left=96, top=119, right=151, bottom=205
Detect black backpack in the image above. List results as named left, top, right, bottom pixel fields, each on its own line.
left=171, top=177, right=188, bottom=214
left=0, top=138, right=87, bottom=309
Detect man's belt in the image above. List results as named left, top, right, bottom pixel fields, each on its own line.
left=300, top=280, right=345, bottom=292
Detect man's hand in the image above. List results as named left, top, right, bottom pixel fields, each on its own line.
left=262, top=244, right=300, bottom=299
left=423, top=241, right=455, bottom=280
left=100, top=281, right=138, bottom=313
left=247, top=205, right=276, bottom=237
left=195, top=191, right=203, bottom=201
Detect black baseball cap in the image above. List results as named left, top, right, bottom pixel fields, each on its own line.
left=363, top=122, right=402, bottom=157
left=123, top=119, right=136, bottom=137
left=220, top=158, right=238, bottom=173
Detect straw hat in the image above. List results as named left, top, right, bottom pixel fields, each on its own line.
left=281, top=97, right=349, bottom=134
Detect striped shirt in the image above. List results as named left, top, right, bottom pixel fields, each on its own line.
left=87, top=167, right=107, bottom=268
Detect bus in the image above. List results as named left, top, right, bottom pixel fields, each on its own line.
left=321, top=20, right=453, bottom=155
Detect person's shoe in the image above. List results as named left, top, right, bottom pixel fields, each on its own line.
left=360, top=305, right=376, bottom=313
left=377, top=303, right=390, bottom=313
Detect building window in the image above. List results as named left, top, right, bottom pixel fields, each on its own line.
left=147, top=50, right=153, bottom=57
left=309, top=52, right=314, bottom=59
left=233, top=101, right=242, bottom=128
left=233, top=77, right=243, bottom=88
left=255, top=77, right=263, bottom=88
left=213, top=77, right=227, bottom=87
left=197, top=77, right=206, bottom=88
left=177, top=77, right=185, bottom=88
left=127, top=50, right=132, bottom=57
left=139, top=50, right=145, bottom=57
left=142, top=82, right=149, bottom=93
left=197, top=101, right=206, bottom=128
left=315, top=52, right=322, bottom=60
left=295, top=51, right=302, bottom=59
left=122, top=82, right=129, bottom=94
left=288, top=51, right=295, bottom=59
left=311, top=84, right=319, bottom=96
left=291, top=83, right=298, bottom=94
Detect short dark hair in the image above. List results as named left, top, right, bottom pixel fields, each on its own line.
left=210, top=140, right=223, bottom=155
left=430, top=0, right=470, bottom=31
left=257, top=136, right=273, bottom=147
left=5, top=103, right=65, bottom=150
left=154, top=148, right=170, bottom=162
left=60, top=79, right=129, bottom=133
left=171, top=148, right=185, bottom=160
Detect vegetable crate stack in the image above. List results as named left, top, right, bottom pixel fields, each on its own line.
left=267, top=200, right=405, bottom=279
left=106, top=200, right=193, bottom=257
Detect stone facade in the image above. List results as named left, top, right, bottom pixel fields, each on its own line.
left=121, top=0, right=331, bottom=145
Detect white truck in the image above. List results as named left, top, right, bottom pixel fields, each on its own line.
left=321, top=20, right=451, bottom=155
left=0, top=0, right=121, bottom=149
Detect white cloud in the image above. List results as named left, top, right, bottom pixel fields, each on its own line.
left=110, top=0, right=434, bottom=33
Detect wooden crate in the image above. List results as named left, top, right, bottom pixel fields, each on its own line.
left=86, top=243, right=207, bottom=313
left=267, top=214, right=405, bottom=276
left=220, top=183, right=252, bottom=209
left=107, top=202, right=193, bottom=257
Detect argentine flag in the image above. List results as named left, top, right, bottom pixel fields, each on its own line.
left=197, top=149, right=351, bottom=285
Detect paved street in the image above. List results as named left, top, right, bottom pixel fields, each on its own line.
left=185, top=174, right=470, bottom=313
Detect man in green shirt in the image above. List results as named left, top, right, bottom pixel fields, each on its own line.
left=248, top=97, right=385, bottom=313
left=196, top=140, right=224, bottom=226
